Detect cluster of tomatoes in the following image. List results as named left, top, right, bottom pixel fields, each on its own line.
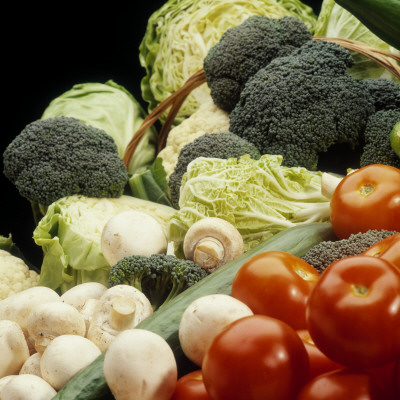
left=171, top=164, right=400, bottom=400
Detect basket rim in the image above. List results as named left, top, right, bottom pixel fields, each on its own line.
left=123, top=37, right=400, bottom=168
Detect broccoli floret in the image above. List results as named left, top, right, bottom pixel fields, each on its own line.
left=168, top=132, right=261, bottom=208
left=203, top=15, right=312, bottom=112
left=362, top=78, right=400, bottom=112
left=108, top=253, right=208, bottom=310
left=3, top=116, right=129, bottom=215
left=229, top=40, right=374, bottom=171
left=302, top=229, right=399, bottom=273
left=360, top=109, right=400, bottom=168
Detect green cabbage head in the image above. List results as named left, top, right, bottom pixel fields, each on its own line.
left=314, top=0, right=399, bottom=81
left=41, top=80, right=158, bottom=174
left=139, top=0, right=317, bottom=124
left=33, top=195, right=176, bottom=293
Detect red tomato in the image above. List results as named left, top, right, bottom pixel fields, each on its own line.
left=395, top=359, right=400, bottom=399
left=306, top=255, right=400, bottom=369
left=231, top=251, right=320, bottom=329
left=367, top=362, right=397, bottom=400
left=170, top=370, right=211, bottom=400
left=296, top=329, right=344, bottom=380
left=202, top=315, right=310, bottom=400
left=330, top=164, right=400, bottom=239
left=363, top=233, right=400, bottom=271
left=295, top=369, right=387, bottom=400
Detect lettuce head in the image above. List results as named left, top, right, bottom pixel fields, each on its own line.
left=139, top=0, right=317, bottom=124
left=168, top=155, right=331, bottom=253
left=34, top=195, right=176, bottom=293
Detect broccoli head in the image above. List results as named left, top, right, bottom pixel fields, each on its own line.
left=3, top=116, right=129, bottom=212
left=362, top=78, right=400, bottom=112
left=360, top=109, right=400, bottom=168
left=168, top=132, right=261, bottom=208
left=203, top=15, right=312, bottom=113
left=229, top=40, right=375, bottom=171
left=302, top=229, right=399, bottom=274
left=108, top=253, right=208, bottom=310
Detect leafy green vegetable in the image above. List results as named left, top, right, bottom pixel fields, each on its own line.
left=139, top=0, right=317, bottom=123
left=168, top=155, right=331, bottom=253
left=41, top=80, right=158, bottom=174
left=33, top=195, right=176, bottom=293
left=314, top=0, right=399, bottom=81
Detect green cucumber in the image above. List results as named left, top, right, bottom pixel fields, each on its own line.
left=54, top=222, right=336, bottom=400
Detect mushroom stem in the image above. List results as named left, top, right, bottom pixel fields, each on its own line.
left=194, top=237, right=225, bottom=271
left=109, top=296, right=137, bottom=331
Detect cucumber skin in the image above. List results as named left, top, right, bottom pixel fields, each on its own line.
left=54, top=222, right=336, bottom=400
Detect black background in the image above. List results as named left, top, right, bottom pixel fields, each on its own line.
left=2, top=1, right=322, bottom=266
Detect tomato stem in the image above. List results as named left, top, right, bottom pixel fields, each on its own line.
left=359, top=183, right=375, bottom=196
left=351, top=284, right=369, bottom=297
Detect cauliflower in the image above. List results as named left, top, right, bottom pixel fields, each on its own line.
left=0, top=250, right=40, bottom=300
left=157, top=96, right=230, bottom=179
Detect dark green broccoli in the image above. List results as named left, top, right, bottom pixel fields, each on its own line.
left=168, top=132, right=261, bottom=208
left=302, top=229, right=399, bottom=273
left=3, top=116, right=129, bottom=216
left=108, top=253, right=208, bottom=310
left=229, top=40, right=375, bottom=171
left=360, top=109, right=400, bottom=168
left=362, top=78, right=400, bottom=112
left=203, top=15, right=312, bottom=113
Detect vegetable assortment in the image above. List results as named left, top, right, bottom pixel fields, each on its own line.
left=1, top=0, right=400, bottom=398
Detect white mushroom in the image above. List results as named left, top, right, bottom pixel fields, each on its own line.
left=179, top=294, right=254, bottom=366
left=0, top=286, right=61, bottom=346
left=61, top=282, right=107, bottom=333
left=40, top=334, right=101, bottom=391
left=101, top=210, right=168, bottom=266
left=0, top=320, right=30, bottom=378
left=0, top=374, right=57, bottom=400
left=183, top=217, right=244, bottom=272
left=27, top=301, right=86, bottom=353
left=103, top=329, right=177, bottom=400
left=87, top=284, right=153, bottom=351
left=19, top=352, right=42, bottom=377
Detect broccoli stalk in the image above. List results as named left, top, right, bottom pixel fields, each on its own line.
left=108, top=254, right=209, bottom=310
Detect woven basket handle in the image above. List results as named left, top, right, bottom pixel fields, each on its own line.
left=123, top=37, right=400, bottom=169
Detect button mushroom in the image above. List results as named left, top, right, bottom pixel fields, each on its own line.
left=0, top=374, right=57, bottom=400
left=101, top=210, right=168, bottom=266
left=40, top=334, right=101, bottom=391
left=0, top=286, right=61, bottom=351
left=61, top=282, right=108, bottom=334
left=19, top=352, right=42, bottom=377
left=87, top=284, right=153, bottom=351
left=103, top=329, right=177, bottom=400
left=0, top=320, right=30, bottom=378
left=183, top=217, right=244, bottom=272
left=27, top=301, right=86, bottom=353
left=178, top=294, right=254, bottom=366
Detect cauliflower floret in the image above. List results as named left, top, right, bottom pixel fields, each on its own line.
left=158, top=96, right=230, bottom=179
left=0, top=250, right=40, bottom=300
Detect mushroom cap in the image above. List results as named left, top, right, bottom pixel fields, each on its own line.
left=87, top=284, right=153, bottom=352
left=27, top=301, right=86, bottom=353
left=40, top=334, right=101, bottom=390
left=0, top=374, right=57, bottom=400
left=179, top=294, right=253, bottom=366
left=101, top=210, right=168, bottom=266
left=0, top=320, right=30, bottom=378
left=61, top=282, right=108, bottom=311
left=19, top=353, right=42, bottom=377
left=183, top=217, right=244, bottom=272
left=104, top=329, right=177, bottom=400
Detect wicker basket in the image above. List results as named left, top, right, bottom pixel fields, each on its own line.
left=123, top=37, right=400, bottom=168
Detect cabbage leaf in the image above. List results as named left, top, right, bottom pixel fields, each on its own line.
left=34, top=195, right=176, bottom=293
left=314, top=0, right=399, bottom=81
left=168, top=155, right=331, bottom=253
left=139, top=0, right=317, bottom=124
